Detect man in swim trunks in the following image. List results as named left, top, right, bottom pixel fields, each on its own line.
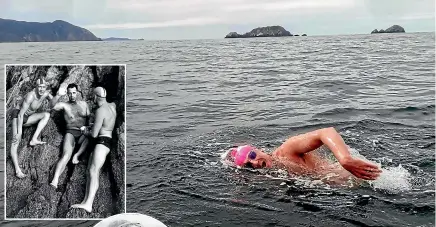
left=71, top=86, right=117, bottom=213
left=10, top=78, right=63, bottom=179
left=50, top=83, right=91, bottom=188
left=228, top=127, right=382, bottom=184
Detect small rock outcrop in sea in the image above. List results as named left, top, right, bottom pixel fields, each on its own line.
left=302, top=34, right=307, bottom=36
left=103, top=37, right=131, bottom=41
left=371, top=25, right=405, bottom=34
left=225, top=26, right=293, bottom=38
left=5, top=65, right=125, bottom=218
left=0, top=18, right=101, bottom=42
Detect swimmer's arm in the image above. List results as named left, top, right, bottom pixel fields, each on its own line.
left=85, top=102, right=93, bottom=125
left=17, top=93, right=33, bottom=135
left=317, top=127, right=354, bottom=164
left=278, top=127, right=352, bottom=164
left=51, top=102, right=65, bottom=112
left=88, top=108, right=104, bottom=138
left=49, top=93, right=62, bottom=107
left=49, top=84, right=66, bottom=107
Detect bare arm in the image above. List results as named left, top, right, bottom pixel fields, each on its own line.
left=87, top=108, right=104, bottom=138
left=17, top=93, right=33, bottom=135
left=49, top=93, right=62, bottom=107
left=276, top=127, right=351, bottom=164
left=52, top=102, right=65, bottom=112
left=50, top=85, right=67, bottom=107
left=85, top=102, right=93, bottom=125
left=276, top=127, right=381, bottom=180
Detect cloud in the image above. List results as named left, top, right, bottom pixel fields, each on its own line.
left=222, top=0, right=355, bottom=12
left=2, top=0, right=73, bottom=14
left=83, top=0, right=358, bottom=29
left=399, top=14, right=435, bottom=20
left=84, top=17, right=224, bottom=29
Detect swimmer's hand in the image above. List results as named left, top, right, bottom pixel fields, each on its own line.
left=340, top=157, right=382, bottom=180
left=57, top=84, right=67, bottom=96
left=81, top=126, right=92, bottom=136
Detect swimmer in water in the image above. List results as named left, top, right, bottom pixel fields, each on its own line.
left=227, top=127, right=382, bottom=184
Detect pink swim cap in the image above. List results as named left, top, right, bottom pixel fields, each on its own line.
left=230, top=145, right=255, bottom=166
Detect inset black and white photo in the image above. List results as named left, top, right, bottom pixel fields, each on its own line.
left=5, top=64, right=126, bottom=220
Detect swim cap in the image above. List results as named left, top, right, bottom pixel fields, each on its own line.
left=94, top=87, right=106, bottom=98
left=36, top=78, right=47, bottom=85
left=230, top=145, right=255, bottom=166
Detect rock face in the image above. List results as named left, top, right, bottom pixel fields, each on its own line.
left=371, top=25, right=405, bottom=34
left=225, top=26, right=293, bottom=38
left=0, top=18, right=101, bottom=42
left=5, top=65, right=125, bottom=218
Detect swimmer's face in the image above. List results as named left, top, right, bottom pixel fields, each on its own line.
left=37, top=84, right=47, bottom=95
left=244, top=149, right=273, bottom=169
left=67, top=87, right=78, bottom=102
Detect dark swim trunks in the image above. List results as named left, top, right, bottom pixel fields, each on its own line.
left=11, top=109, right=29, bottom=123
left=66, top=129, right=83, bottom=142
left=95, top=136, right=111, bottom=149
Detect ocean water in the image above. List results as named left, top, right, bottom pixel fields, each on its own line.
left=0, top=32, right=434, bottom=227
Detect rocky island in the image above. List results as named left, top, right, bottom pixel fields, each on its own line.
left=0, top=18, right=101, bottom=42
left=371, top=25, right=405, bottom=34
left=225, top=26, right=295, bottom=38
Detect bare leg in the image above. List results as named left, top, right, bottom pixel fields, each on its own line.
left=72, top=136, right=89, bottom=164
left=81, top=151, right=94, bottom=203
left=28, top=112, right=50, bottom=146
left=10, top=118, right=26, bottom=178
left=71, top=144, right=109, bottom=213
left=50, top=134, right=75, bottom=188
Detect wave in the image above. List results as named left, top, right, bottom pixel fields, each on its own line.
left=312, top=104, right=435, bottom=118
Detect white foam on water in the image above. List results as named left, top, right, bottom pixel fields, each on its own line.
left=368, top=165, right=413, bottom=193
left=347, top=147, right=414, bottom=193
left=192, top=150, right=202, bottom=155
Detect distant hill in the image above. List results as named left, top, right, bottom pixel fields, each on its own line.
left=0, top=18, right=101, bottom=42
left=225, top=26, right=295, bottom=38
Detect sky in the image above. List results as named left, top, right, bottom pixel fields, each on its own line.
left=0, top=0, right=434, bottom=40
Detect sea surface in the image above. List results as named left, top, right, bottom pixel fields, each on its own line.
left=0, top=32, right=434, bottom=227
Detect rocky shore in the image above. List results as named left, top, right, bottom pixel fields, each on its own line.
left=0, top=18, right=101, bottom=42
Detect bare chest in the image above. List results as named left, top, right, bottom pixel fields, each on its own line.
left=29, top=96, right=45, bottom=111
left=64, top=103, right=87, bottom=118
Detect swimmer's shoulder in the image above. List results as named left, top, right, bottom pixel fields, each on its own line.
left=25, top=90, right=36, bottom=100
left=271, top=148, right=283, bottom=157
left=108, top=102, right=117, bottom=114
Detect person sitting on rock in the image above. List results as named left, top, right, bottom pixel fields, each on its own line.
left=50, top=83, right=92, bottom=188
left=71, top=86, right=117, bottom=213
left=10, top=78, right=63, bottom=179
